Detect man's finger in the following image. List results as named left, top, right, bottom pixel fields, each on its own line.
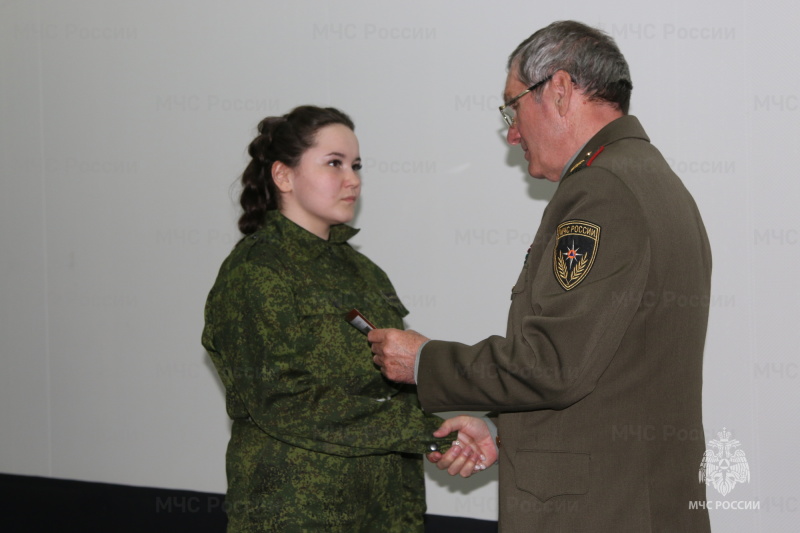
left=366, top=328, right=388, bottom=344
left=426, top=451, right=443, bottom=463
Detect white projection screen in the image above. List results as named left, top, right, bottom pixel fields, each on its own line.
left=1, top=1, right=798, bottom=531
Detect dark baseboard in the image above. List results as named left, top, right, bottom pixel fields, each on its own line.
left=0, top=473, right=497, bottom=532
left=424, top=513, right=498, bottom=532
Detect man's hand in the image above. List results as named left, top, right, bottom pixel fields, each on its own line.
left=368, top=328, right=428, bottom=384
left=427, top=415, right=498, bottom=478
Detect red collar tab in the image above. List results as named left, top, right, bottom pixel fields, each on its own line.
left=586, top=145, right=605, bottom=167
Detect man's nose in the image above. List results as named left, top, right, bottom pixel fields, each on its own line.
left=506, top=124, right=521, bottom=145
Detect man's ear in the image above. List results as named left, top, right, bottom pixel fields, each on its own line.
left=272, top=161, right=293, bottom=193
left=551, top=70, right=574, bottom=117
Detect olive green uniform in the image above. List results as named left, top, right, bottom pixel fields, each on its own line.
left=203, top=211, right=451, bottom=532
left=418, top=116, right=712, bottom=532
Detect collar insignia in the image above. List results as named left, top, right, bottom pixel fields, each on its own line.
left=567, top=145, right=606, bottom=177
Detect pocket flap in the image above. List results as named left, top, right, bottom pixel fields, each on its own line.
left=514, top=450, right=590, bottom=502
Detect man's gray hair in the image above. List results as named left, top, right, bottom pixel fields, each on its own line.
left=509, top=21, right=633, bottom=114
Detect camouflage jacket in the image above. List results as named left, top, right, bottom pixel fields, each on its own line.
left=203, top=210, right=451, bottom=458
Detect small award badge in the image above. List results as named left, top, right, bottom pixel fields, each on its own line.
left=346, top=309, right=377, bottom=335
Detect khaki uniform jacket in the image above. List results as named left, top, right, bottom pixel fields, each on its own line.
left=418, top=116, right=712, bottom=532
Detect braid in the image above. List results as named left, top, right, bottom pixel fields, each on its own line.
left=237, top=118, right=284, bottom=235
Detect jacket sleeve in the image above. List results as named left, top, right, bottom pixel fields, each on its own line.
left=204, top=260, right=452, bottom=457
left=417, top=168, right=650, bottom=412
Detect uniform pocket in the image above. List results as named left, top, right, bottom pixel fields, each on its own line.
left=513, top=450, right=590, bottom=502
left=294, top=285, right=407, bottom=332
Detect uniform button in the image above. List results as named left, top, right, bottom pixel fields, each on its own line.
left=427, top=443, right=439, bottom=452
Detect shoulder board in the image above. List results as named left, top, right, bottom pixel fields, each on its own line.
left=238, top=232, right=285, bottom=270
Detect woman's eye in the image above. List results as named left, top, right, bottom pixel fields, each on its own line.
left=352, top=163, right=362, bottom=171
left=328, top=159, right=342, bottom=167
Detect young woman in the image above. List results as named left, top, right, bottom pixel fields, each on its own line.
left=202, top=106, right=488, bottom=532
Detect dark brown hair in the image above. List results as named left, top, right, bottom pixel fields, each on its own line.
left=237, top=105, right=355, bottom=235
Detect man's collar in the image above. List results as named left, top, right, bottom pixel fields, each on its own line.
left=562, top=115, right=649, bottom=179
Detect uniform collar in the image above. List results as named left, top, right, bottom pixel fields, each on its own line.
left=562, top=115, right=650, bottom=179
left=262, top=210, right=360, bottom=261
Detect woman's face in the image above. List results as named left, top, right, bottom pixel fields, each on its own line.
left=277, top=124, right=362, bottom=239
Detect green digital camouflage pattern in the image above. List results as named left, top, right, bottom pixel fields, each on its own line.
left=202, top=211, right=453, bottom=532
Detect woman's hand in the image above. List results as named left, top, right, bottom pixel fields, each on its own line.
left=427, top=415, right=498, bottom=477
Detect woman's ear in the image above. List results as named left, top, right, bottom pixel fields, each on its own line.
left=272, top=161, right=293, bottom=193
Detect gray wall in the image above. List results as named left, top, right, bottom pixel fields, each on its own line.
left=1, top=1, right=798, bottom=530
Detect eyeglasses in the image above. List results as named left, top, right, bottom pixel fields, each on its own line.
left=499, top=74, right=553, bottom=127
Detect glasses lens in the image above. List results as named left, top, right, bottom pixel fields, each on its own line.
left=504, top=106, right=516, bottom=126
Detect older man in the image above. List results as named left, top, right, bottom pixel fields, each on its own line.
left=370, top=21, right=712, bottom=532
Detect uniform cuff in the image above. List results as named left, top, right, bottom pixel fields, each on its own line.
left=414, top=339, right=430, bottom=383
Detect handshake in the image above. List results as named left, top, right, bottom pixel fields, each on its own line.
left=360, top=326, right=497, bottom=477
left=358, top=322, right=498, bottom=476
left=429, top=415, right=499, bottom=477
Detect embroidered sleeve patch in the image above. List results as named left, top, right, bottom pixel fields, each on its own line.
left=553, top=220, right=601, bottom=290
